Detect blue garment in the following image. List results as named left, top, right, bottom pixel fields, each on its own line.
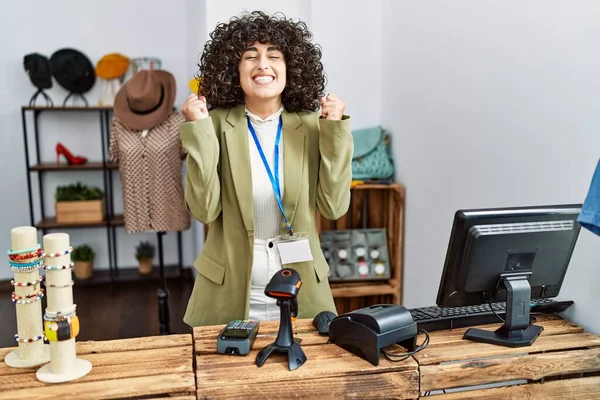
left=578, top=158, right=600, bottom=236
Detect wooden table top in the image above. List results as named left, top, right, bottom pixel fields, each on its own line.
left=413, top=314, right=600, bottom=398
left=0, top=334, right=196, bottom=400
left=194, top=319, right=420, bottom=399
left=2, top=314, right=598, bottom=399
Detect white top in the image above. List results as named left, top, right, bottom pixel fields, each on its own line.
left=246, top=106, right=284, bottom=240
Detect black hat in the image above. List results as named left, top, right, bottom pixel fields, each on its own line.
left=50, top=48, right=96, bottom=94
left=23, top=53, right=52, bottom=90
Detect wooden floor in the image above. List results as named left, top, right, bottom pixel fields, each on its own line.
left=0, top=276, right=194, bottom=349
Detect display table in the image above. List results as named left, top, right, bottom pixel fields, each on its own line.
left=413, top=314, right=600, bottom=398
left=0, top=334, right=195, bottom=399
left=194, top=319, right=420, bottom=399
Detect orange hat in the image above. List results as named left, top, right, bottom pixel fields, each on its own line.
left=96, top=53, right=130, bottom=80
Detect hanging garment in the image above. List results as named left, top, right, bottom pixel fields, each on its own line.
left=578, top=158, right=600, bottom=236
left=109, top=111, right=190, bottom=233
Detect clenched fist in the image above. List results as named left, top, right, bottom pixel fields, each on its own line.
left=181, top=94, right=209, bottom=121
left=320, top=93, right=346, bottom=120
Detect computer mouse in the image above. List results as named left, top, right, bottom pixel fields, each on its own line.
left=312, top=311, right=337, bottom=336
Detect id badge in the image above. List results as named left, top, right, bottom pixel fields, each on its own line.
left=276, top=232, right=314, bottom=265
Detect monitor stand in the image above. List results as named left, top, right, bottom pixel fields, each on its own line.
left=463, top=273, right=543, bottom=347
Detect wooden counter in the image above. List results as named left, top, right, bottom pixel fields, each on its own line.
left=0, top=334, right=195, bottom=400
left=413, top=314, right=600, bottom=398
left=194, top=319, right=420, bottom=399
left=3, top=314, right=598, bottom=399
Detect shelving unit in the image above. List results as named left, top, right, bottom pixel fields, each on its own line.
left=318, top=183, right=405, bottom=314
left=20, top=105, right=187, bottom=289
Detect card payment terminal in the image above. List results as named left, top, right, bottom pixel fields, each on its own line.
left=217, top=320, right=260, bottom=355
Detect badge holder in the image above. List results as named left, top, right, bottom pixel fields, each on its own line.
left=276, top=232, right=314, bottom=265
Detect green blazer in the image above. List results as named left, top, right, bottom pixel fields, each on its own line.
left=179, top=104, right=353, bottom=326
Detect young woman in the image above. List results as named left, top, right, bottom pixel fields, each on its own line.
left=180, top=11, right=353, bottom=326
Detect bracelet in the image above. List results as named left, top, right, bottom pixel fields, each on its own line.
left=11, top=289, right=44, bottom=304
left=9, top=258, right=44, bottom=268
left=45, top=304, right=77, bottom=321
left=10, top=262, right=42, bottom=273
left=11, top=275, right=44, bottom=287
left=8, top=248, right=44, bottom=262
left=44, top=247, right=73, bottom=258
left=44, top=316, right=79, bottom=342
left=14, top=334, right=45, bottom=343
left=10, top=258, right=43, bottom=273
left=7, top=244, right=41, bottom=256
left=43, top=262, right=74, bottom=270
left=46, top=280, right=74, bottom=288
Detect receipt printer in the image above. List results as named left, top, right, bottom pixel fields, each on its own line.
left=328, top=304, right=417, bottom=366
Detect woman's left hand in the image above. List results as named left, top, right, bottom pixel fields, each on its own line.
left=320, top=93, right=346, bottom=120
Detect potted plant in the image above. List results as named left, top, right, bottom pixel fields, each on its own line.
left=71, top=244, right=95, bottom=280
left=135, top=241, right=155, bottom=275
left=55, top=182, right=104, bottom=224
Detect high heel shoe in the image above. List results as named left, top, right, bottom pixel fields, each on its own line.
left=56, top=142, right=88, bottom=165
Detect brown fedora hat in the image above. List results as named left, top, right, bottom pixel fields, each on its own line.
left=114, top=69, right=176, bottom=130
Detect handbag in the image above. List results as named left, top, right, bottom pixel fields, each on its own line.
left=351, top=125, right=395, bottom=180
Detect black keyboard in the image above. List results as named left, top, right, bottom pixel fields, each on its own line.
left=409, top=299, right=573, bottom=332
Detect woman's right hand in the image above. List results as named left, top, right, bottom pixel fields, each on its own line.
left=181, top=94, right=209, bottom=121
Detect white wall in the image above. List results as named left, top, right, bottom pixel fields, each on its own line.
left=381, top=0, right=600, bottom=334
left=0, top=0, right=200, bottom=279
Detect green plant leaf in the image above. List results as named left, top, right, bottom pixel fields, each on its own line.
left=135, top=241, right=155, bottom=260
left=71, top=244, right=95, bottom=261
left=55, top=182, right=103, bottom=201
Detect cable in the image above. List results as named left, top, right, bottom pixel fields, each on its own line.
left=487, top=299, right=506, bottom=323
left=381, top=329, right=430, bottom=363
left=484, top=291, right=505, bottom=323
left=488, top=301, right=505, bottom=323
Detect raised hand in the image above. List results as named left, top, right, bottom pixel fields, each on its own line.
left=320, top=93, right=346, bottom=120
left=181, top=94, right=209, bottom=121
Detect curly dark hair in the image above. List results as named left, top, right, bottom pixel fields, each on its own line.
left=196, top=11, right=326, bottom=112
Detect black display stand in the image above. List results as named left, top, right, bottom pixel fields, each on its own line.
left=28, top=89, right=53, bottom=107
left=464, top=273, right=543, bottom=347
left=63, top=92, right=89, bottom=107
left=20, top=106, right=186, bottom=300
left=157, top=231, right=171, bottom=334
left=255, top=298, right=307, bottom=371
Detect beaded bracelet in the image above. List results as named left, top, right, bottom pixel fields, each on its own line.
left=8, top=248, right=44, bottom=262
left=7, top=244, right=41, bottom=256
left=14, top=334, right=45, bottom=343
left=11, top=275, right=44, bottom=287
left=46, top=280, right=74, bottom=288
left=11, top=289, right=44, bottom=304
left=43, top=262, right=74, bottom=270
left=44, top=247, right=73, bottom=258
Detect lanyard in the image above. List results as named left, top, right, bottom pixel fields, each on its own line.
left=247, top=116, right=293, bottom=235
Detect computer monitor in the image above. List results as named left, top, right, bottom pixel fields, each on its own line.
left=436, top=204, right=582, bottom=347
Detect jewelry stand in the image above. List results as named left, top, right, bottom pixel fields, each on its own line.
left=4, top=226, right=51, bottom=368
left=36, top=232, right=92, bottom=383
left=255, top=298, right=306, bottom=371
